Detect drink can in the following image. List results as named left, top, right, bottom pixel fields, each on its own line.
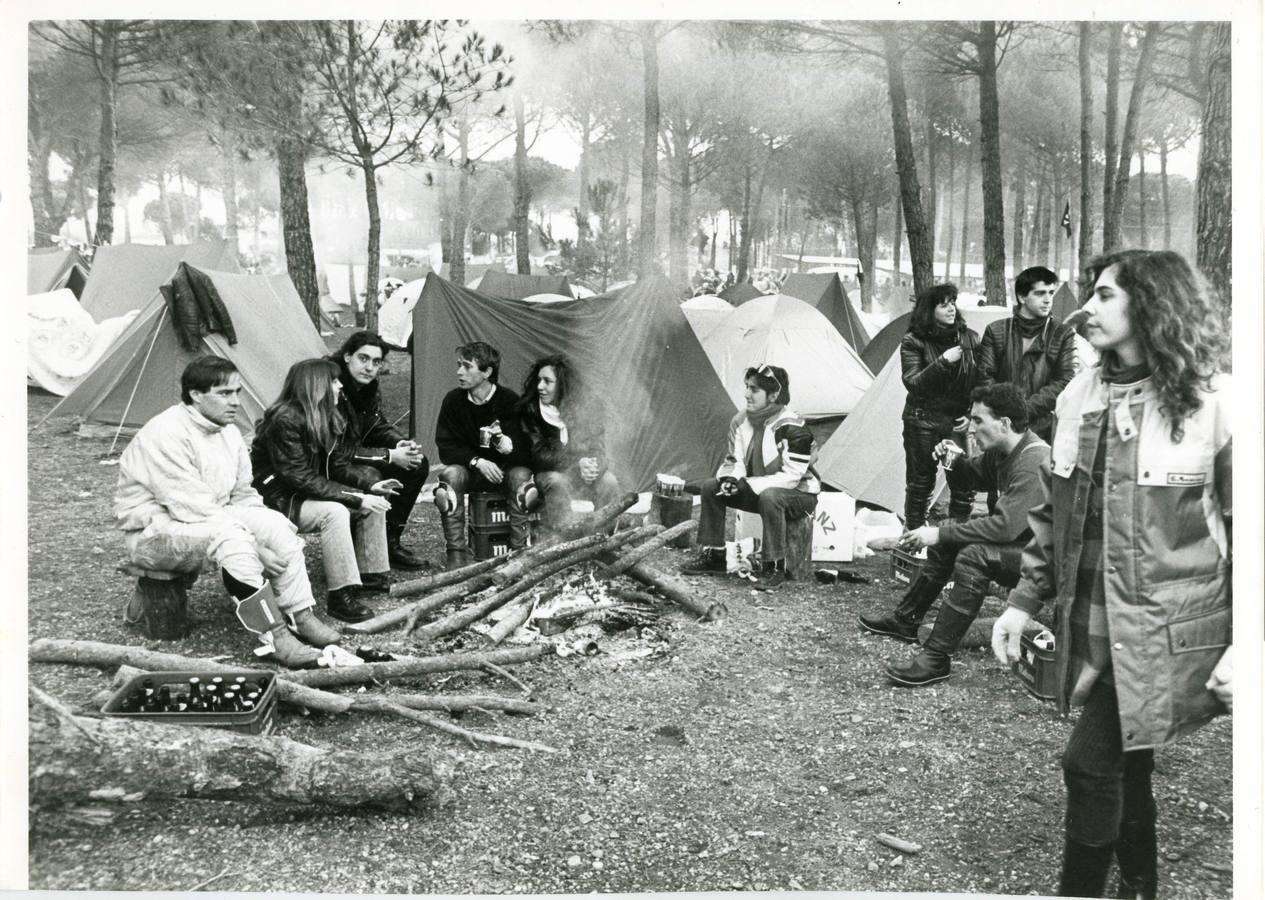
left=939, top=443, right=964, bottom=471
left=478, top=426, right=494, bottom=448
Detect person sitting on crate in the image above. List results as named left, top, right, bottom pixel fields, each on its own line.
left=516, top=354, right=622, bottom=534
left=250, top=359, right=396, bottom=625
left=432, top=341, right=533, bottom=568
left=680, top=364, right=819, bottom=590
left=858, top=382, right=1051, bottom=687
left=113, top=356, right=341, bottom=667
left=330, top=331, right=430, bottom=570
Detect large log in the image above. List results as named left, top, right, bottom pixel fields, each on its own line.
left=348, top=573, right=498, bottom=635
left=489, top=532, right=613, bottom=588
left=29, top=693, right=450, bottom=812
left=485, top=596, right=534, bottom=645
left=609, top=557, right=727, bottom=623
left=284, top=643, right=552, bottom=689
left=603, top=520, right=696, bottom=575
left=389, top=555, right=507, bottom=599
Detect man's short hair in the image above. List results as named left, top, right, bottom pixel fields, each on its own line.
left=1015, top=266, right=1058, bottom=301
left=969, top=383, right=1030, bottom=432
left=456, top=341, right=501, bottom=383
left=338, top=330, right=391, bottom=361
left=181, top=356, right=238, bottom=404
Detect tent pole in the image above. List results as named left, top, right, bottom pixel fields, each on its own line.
left=108, top=304, right=169, bottom=456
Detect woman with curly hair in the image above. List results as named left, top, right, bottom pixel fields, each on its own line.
left=899, top=282, right=982, bottom=530
left=516, top=354, right=622, bottom=533
left=992, top=250, right=1232, bottom=897
left=252, top=359, right=399, bottom=624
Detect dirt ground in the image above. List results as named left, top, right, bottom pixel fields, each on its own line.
left=25, top=335, right=1233, bottom=896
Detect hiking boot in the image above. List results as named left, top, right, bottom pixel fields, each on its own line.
left=680, top=546, right=726, bottom=576
left=884, top=649, right=951, bottom=687
left=387, top=538, right=429, bottom=571
left=357, top=572, right=390, bottom=595
left=752, top=558, right=789, bottom=592
left=326, top=586, right=374, bottom=623
left=858, top=611, right=922, bottom=643
left=287, top=607, right=343, bottom=647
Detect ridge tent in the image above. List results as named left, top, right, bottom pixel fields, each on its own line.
left=718, top=281, right=765, bottom=305
left=699, top=294, right=873, bottom=420
left=80, top=241, right=240, bottom=321
left=28, top=247, right=90, bottom=298
left=478, top=270, right=574, bottom=301
left=377, top=277, right=426, bottom=349
left=680, top=294, right=733, bottom=343
left=521, top=293, right=575, bottom=304
left=47, top=265, right=326, bottom=444
left=779, top=273, right=870, bottom=352
left=410, top=273, right=737, bottom=491
left=1052, top=281, right=1080, bottom=322
left=858, top=305, right=1011, bottom=375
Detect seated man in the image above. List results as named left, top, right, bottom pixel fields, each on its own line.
left=681, top=365, right=819, bottom=590
left=331, top=331, right=430, bottom=570
left=432, top=341, right=533, bottom=568
left=113, top=356, right=341, bottom=667
left=858, top=383, right=1051, bottom=687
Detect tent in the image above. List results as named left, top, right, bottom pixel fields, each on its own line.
left=27, top=289, right=137, bottom=395
left=377, top=278, right=426, bottom=349
left=859, top=305, right=1011, bottom=375
left=779, top=272, right=870, bottom=352
left=478, top=270, right=574, bottom=301
left=699, top=294, right=873, bottom=420
left=817, top=304, right=1014, bottom=513
left=47, top=265, right=326, bottom=442
left=1051, top=281, right=1080, bottom=322
left=28, top=247, right=90, bottom=298
left=80, top=241, right=240, bottom=321
left=718, top=281, right=765, bottom=305
left=680, top=295, right=733, bottom=343
left=521, top=293, right=575, bottom=304
left=410, top=274, right=737, bottom=491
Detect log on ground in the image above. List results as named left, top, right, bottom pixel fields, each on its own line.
left=608, top=557, right=727, bottom=623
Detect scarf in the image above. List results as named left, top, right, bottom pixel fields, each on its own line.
left=929, top=323, right=961, bottom=350
left=539, top=402, right=568, bottom=445
left=744, top=403, right=784, bottom=476
left=1012, top=313, right=1048, bottom=339
left=1099, top=353, right=1151, bottom=385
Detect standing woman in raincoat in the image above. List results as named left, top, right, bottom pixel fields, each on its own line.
left=992, top=250, right=1232, bottom=898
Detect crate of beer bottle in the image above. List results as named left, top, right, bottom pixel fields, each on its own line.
left=102, top=670, right=278, bottom=734
left=890, top=547, right=927, bottom=584
left=1016, top=632, right=1059, bottom=701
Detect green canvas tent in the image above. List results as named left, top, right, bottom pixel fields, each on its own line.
left=779, top=272, right=870, bottom=352
left=410, top=274, right=737, bottom=491
left=28, top=247, right=90, bottom=298
left=477, top=270, right=574, bottom=301
left=79, top=241, right=240, bottom=321
left=718, top=281, right=765, bottom=305
left=47, top=266, right=326, bottom=443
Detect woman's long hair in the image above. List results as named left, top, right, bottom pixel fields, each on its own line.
left=908, top=283, right=964, bottom=338
left=266, top=358, right=345, bottom=451
left=520, top=354, right=575, bottom=413
left=1082, top=250, right=1229, bottom=440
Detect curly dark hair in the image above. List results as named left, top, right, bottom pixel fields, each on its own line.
left=521, top=354, right=575, bottom=410
left=908, top=283, right=964, bottom=338
left=1082, top=250, right=1229, bottom=440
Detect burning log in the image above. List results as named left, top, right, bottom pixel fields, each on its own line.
left=606, top=558, right=727, bottom=623
left=485, top=596, right=535, bottom=645
left=602, top=519, right=697, bottom=576
left=389, top=555, right=508, bottom=599
left=561, top=491, right=639, bottom=535
left=412, top=524, right=660, bottom=643
left=29, top=688, right=451, bottom=812
left=348, top=573, right=499, bottom=635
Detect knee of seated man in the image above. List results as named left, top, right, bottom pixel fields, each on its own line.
left=756, top=489, right=785, bottom=514
left=535, top=470, right=565, bottom=491
left=952, top=542, right=992, bottom=577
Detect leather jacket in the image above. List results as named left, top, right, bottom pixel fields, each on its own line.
left=899, top=325, right=982, bottom=427
left=977, top=315, right=1077, bottom=439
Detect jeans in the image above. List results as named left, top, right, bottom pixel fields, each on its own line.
left=1062, top=676, right=1156, bottom=847
left=535, top=469, right=623, bottom=531
left=696, top=478, right=817, bottom=561
left=919, top=541, right=1024, bottom=618
left=345, top=458, right=428, bottom=533
left=903, top=420, right=973, bottom=530
left=435, top=462, right=534, bottom=548
left=124, top=505, right=315, bottom=613
left=295, top=500, right=389, bottom=591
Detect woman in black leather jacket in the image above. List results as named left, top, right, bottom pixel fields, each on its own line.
left=899, top=283, right=982, bottom=530
left=251, top=359, right=398, bottom=623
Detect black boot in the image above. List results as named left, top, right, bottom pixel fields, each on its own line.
left=752, top=558, right=789, bottom=591
left=1059, top=835, right=1115, bottom=898
left=884, top=604, right=975, bottom=687
left=357, top=572, right=390, bottom=595
left=439, top=502, right=470, bottom=570
left=387, top=524, right=429, bottom=571
left=681, top=546, right=726, bottom=576
left=858, top=574, right=944, bottom=642
left=327, top=586, right=374, bottom=623
left=1113, top=816, right=1158, bottom=899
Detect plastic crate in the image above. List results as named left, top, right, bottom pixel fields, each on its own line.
left=1016, top=633, right=1058, bottom=701
left=470, top=524, right=512, bottom=560
left=469, top=492, right=510, bottom=527
left=102, top=670, right=278, bottom=734
left=890, top=547, right=927, bottom=584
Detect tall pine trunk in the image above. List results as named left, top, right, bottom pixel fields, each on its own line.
left=220, top=145, right=239, bottom=251
left=976, top=22, right=1007, bottom=307
left=637, top=24, right=661, bottom=277
left=1077, top=22, right=1095, bottom=278
left=276, top=135, right=320, bottom=326
left=1160, top=140, right=1171, bottom=249
left=93, top=22, right=120, bottom=246
left=1105, top=22, right=1161, bottom=251
left=736, top=166, right=753, bottom=283
left=156, top=172, right=174, bottom=245
left=360, top=155, right=382, bottom=332
left=577, top=111, right=592, bottom=245
left=513, top=91, right=531, bottom=276
left=943, top=141, right=956, bottom=279
left=1011, top=167, right=1026, bottom=279
left=959, top=136, right=973, bottom=281
left=1195, top=21, right=1231, bottom=317
left=892, top=178, right=904, bottom=296
left=1137, top=151, right=1147, bottom=247
left=882, top=26, right=934, bottom=296
left=449, top=114, right=471, bottom=286
left=1102, top=23, right=1123, bottom=252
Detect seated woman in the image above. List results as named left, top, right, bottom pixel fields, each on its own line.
left=516, top=354, right=622, bottom=532
left=251, top=359, right=398, bottom=624
left=680, top=364, right=819, bottom=590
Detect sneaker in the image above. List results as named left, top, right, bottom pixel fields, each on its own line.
left=858, top=611, right=922, bottom=643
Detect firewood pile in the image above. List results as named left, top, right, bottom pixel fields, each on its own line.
left=27, top=495, right=724, bottom=814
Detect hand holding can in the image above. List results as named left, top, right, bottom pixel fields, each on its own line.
left=938, top=441, right=964, bottom=471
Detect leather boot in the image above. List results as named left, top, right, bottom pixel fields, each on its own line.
left=1059, top=835, right=1114, bottom=898
left=858, top=574, right=944, bottom=642
left=681, top=546, right=726, bottom=576
left=357, top=572, right=391, bottom=594
left=231, top=581, right=321, bottom=668
left=884, top=604, right=975, bottom=687
left=752, top=558, right=789, bottom=591
left=439, top=502, right=470, bottom=569
left=287, top=607, right=343, bottom=647
left=387, top=525, right=429, bottom=571
left=327, top=586, right=374, bottom=623
left=1113, top=815, right=1158, bottom=899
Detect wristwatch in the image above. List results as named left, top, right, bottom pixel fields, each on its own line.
left=470, top=456, right=482, bottom=469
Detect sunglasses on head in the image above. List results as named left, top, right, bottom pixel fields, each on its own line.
left=755, top=365, right=782, bottom=396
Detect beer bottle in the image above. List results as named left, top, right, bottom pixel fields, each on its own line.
left=188, top=676, right=203, bottom=703
left=233, top=676, right=248, bottom=691
left=157, top=686, right=173, bottom=712
left=204, top=684, right=220, bottom=711
left=140, top=679, right=158, bottom=711
left=222, top=690, right=238, bottom=712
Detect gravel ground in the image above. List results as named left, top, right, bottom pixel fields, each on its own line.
left=26, top=333, right=1233, bottom=896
